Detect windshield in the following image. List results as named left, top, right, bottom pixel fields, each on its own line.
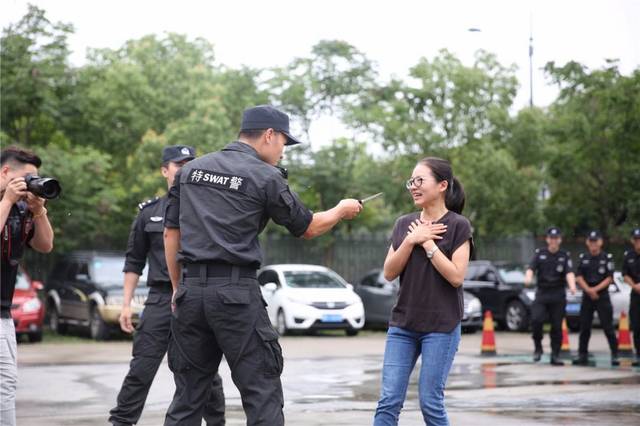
left=15, top=271, right=30, bottom=290
left=498, top=267, right=526, bottom=284
left=91, top=257, right=147, bottom=287
left=283, top=271, right=346, bottom=289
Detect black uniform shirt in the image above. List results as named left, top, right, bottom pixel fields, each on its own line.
left=528, top=248, right=573, bottom=288
left=165, top=141, right=313, bottom=268
left=577, top=251, right=614, bottom=291
left=623, top=250, right=640, bottom=284
left=123, top=195, right=171, bottom=286
left=1, top=201, right=35, bottom=315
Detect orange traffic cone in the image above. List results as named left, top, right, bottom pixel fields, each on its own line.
left=559, top=318, right=572, bottom=358
left=481, top=310, right=497, bottom=356
left=618, top=311, right=634, bottom=357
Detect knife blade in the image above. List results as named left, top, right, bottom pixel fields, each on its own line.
left=359, top=192, right=383, bottom=204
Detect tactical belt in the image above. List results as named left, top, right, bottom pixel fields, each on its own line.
left=184, top=262, right=256, bottom=280
left=538, top=281, right=564, bottom=289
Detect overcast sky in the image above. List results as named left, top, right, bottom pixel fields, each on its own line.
left=3, top=0, right=639, bottom=145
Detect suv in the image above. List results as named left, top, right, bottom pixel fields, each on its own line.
left=45, top=251, right=148, bottom=340
left=463, top=261, right=535, bottom=331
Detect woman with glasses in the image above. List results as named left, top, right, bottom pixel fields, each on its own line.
left=373, top=157, right=472, bottom=426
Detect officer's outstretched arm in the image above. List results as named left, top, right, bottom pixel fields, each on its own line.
left=303, top=199, right=362, bottom=239
left=164, top=228, right=181, bottom=292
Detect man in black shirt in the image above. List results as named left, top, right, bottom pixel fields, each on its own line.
left=572, top=230, right=619, bottom=366
left=163, top=105, right=363, bottom=425
left=109, top=146, right=224, bottom=426
left=1, top=147, right=54, bottom=426
left=623, top=227, right=640, bottom=367
left=525, top=227, right=577, bottom=365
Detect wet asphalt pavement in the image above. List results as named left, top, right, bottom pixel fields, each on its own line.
left=16, top=331, right=640, bottom=425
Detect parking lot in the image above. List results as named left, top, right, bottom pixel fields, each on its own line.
left=16, top=330, right=640, bottom=425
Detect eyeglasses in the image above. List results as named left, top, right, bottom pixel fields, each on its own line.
left=405, top=176, right=427, bottom=189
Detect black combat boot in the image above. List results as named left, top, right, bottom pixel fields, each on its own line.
left=572, top=353, right=589, bottom=366
left=533, top=348, right=543, bottom=362
left=611, top=352, right=620, bottom=366
left=550, top=353, right=564, bottom=366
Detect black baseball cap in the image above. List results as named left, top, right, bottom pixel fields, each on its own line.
left=162, top=145, right=195, bottom=163
left=632, top=228, right=640, bottom=239
left=240, top=105, right=303, bottom=146
left=587, top=230, right=602, bottom=241
left=546, top=227, right=562, bottom=237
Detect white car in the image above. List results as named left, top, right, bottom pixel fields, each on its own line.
left=257, top=264, right=365, bottom=336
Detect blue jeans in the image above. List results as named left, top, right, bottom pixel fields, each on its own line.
left=374, top=324, right=461, bottom=426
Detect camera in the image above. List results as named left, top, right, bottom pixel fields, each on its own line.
left=25, top=175, right=62, bottom=200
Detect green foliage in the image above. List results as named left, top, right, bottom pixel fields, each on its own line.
left=2, top=5, right=638, bottom=256
left=0, top=4, right=74, bottom=146
left=543, top=61, right=640, bottom=237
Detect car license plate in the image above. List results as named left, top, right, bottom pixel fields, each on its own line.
left=321, top=314, right=343, bottom=323
left=566, top=303, right=580, bottom=314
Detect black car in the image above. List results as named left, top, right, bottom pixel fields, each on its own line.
left=462, top=260, right=536, bottom=331
left=45, top=251, right=148, bottom=340
left=355, top=269, right=483, bottom=332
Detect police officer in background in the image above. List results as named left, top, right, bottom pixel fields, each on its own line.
left=623, top=227, right=640, bottom=367
left=525, top=227, right=577, bottom=365
left=163, top=105, right=363, bottom=425
left=109, top=146, right=225, bottom=426
left=572, top=230, right=619, bottom=366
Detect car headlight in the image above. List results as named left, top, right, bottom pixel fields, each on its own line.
left=22, top=298, right=42, bottom=313
left=525, top=290, right=536, bottom=302
left=467, top=298, right=481, bottom=313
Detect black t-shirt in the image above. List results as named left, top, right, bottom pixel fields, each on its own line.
left=576, top=251, right=614, bottom=292
left=165, top=141, right=313, bottom=268
left=528, top=248, right=573, bottom=288
left=389, top=210, right=473, bottom=333
left=122, top=195, right=171, bottom=286
left=1, top=201, right=35, bottom=315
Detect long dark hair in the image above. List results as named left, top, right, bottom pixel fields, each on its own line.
left=418, top=157, right=465, bottom=214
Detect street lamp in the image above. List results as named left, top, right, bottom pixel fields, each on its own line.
left=467, top=26, right=535, bottom=107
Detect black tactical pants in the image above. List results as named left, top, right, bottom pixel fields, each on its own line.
left=164, top=269, right=284, bottom=426
left=630, top=293, right=640, bottom=356
left=578, top=293, right=618, bottom=355
left=109, top=286, right=225, bottom=426
left=531, top=287, right=566, bottom=355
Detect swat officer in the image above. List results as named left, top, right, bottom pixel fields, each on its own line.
left=572, top=230, right=619, bottom=366
left=162, top=105, right=363, bottom=425
left=109, top=145, right=225, bottom=426
left=524, top=227, right=577, bottom=365
left=623, top=227, right=640, bottom=367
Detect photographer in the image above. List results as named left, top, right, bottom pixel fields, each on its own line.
left=0, top=146, right=54, bottom=426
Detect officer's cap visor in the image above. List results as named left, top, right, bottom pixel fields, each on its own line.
left=166, top=154, right=195, bottom=163
left=281, top=131, right=302, bottom=146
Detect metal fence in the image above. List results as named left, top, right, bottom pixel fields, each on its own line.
left=24, top=233, right=631, bottom=285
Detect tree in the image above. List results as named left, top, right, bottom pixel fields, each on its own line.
left=0, top=4, right=74, bottom=146
left=265, top=40, right=377, bottom=143
left=543, top=61, right=640, bottom=238
left=348, top=49, right=518, bottom=154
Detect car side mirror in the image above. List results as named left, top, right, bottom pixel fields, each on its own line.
left=346, top=283, right=354, bottom=291
left=32, top=281, right=44, bottom=291
left=264, top=282, right=278, bottom=292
